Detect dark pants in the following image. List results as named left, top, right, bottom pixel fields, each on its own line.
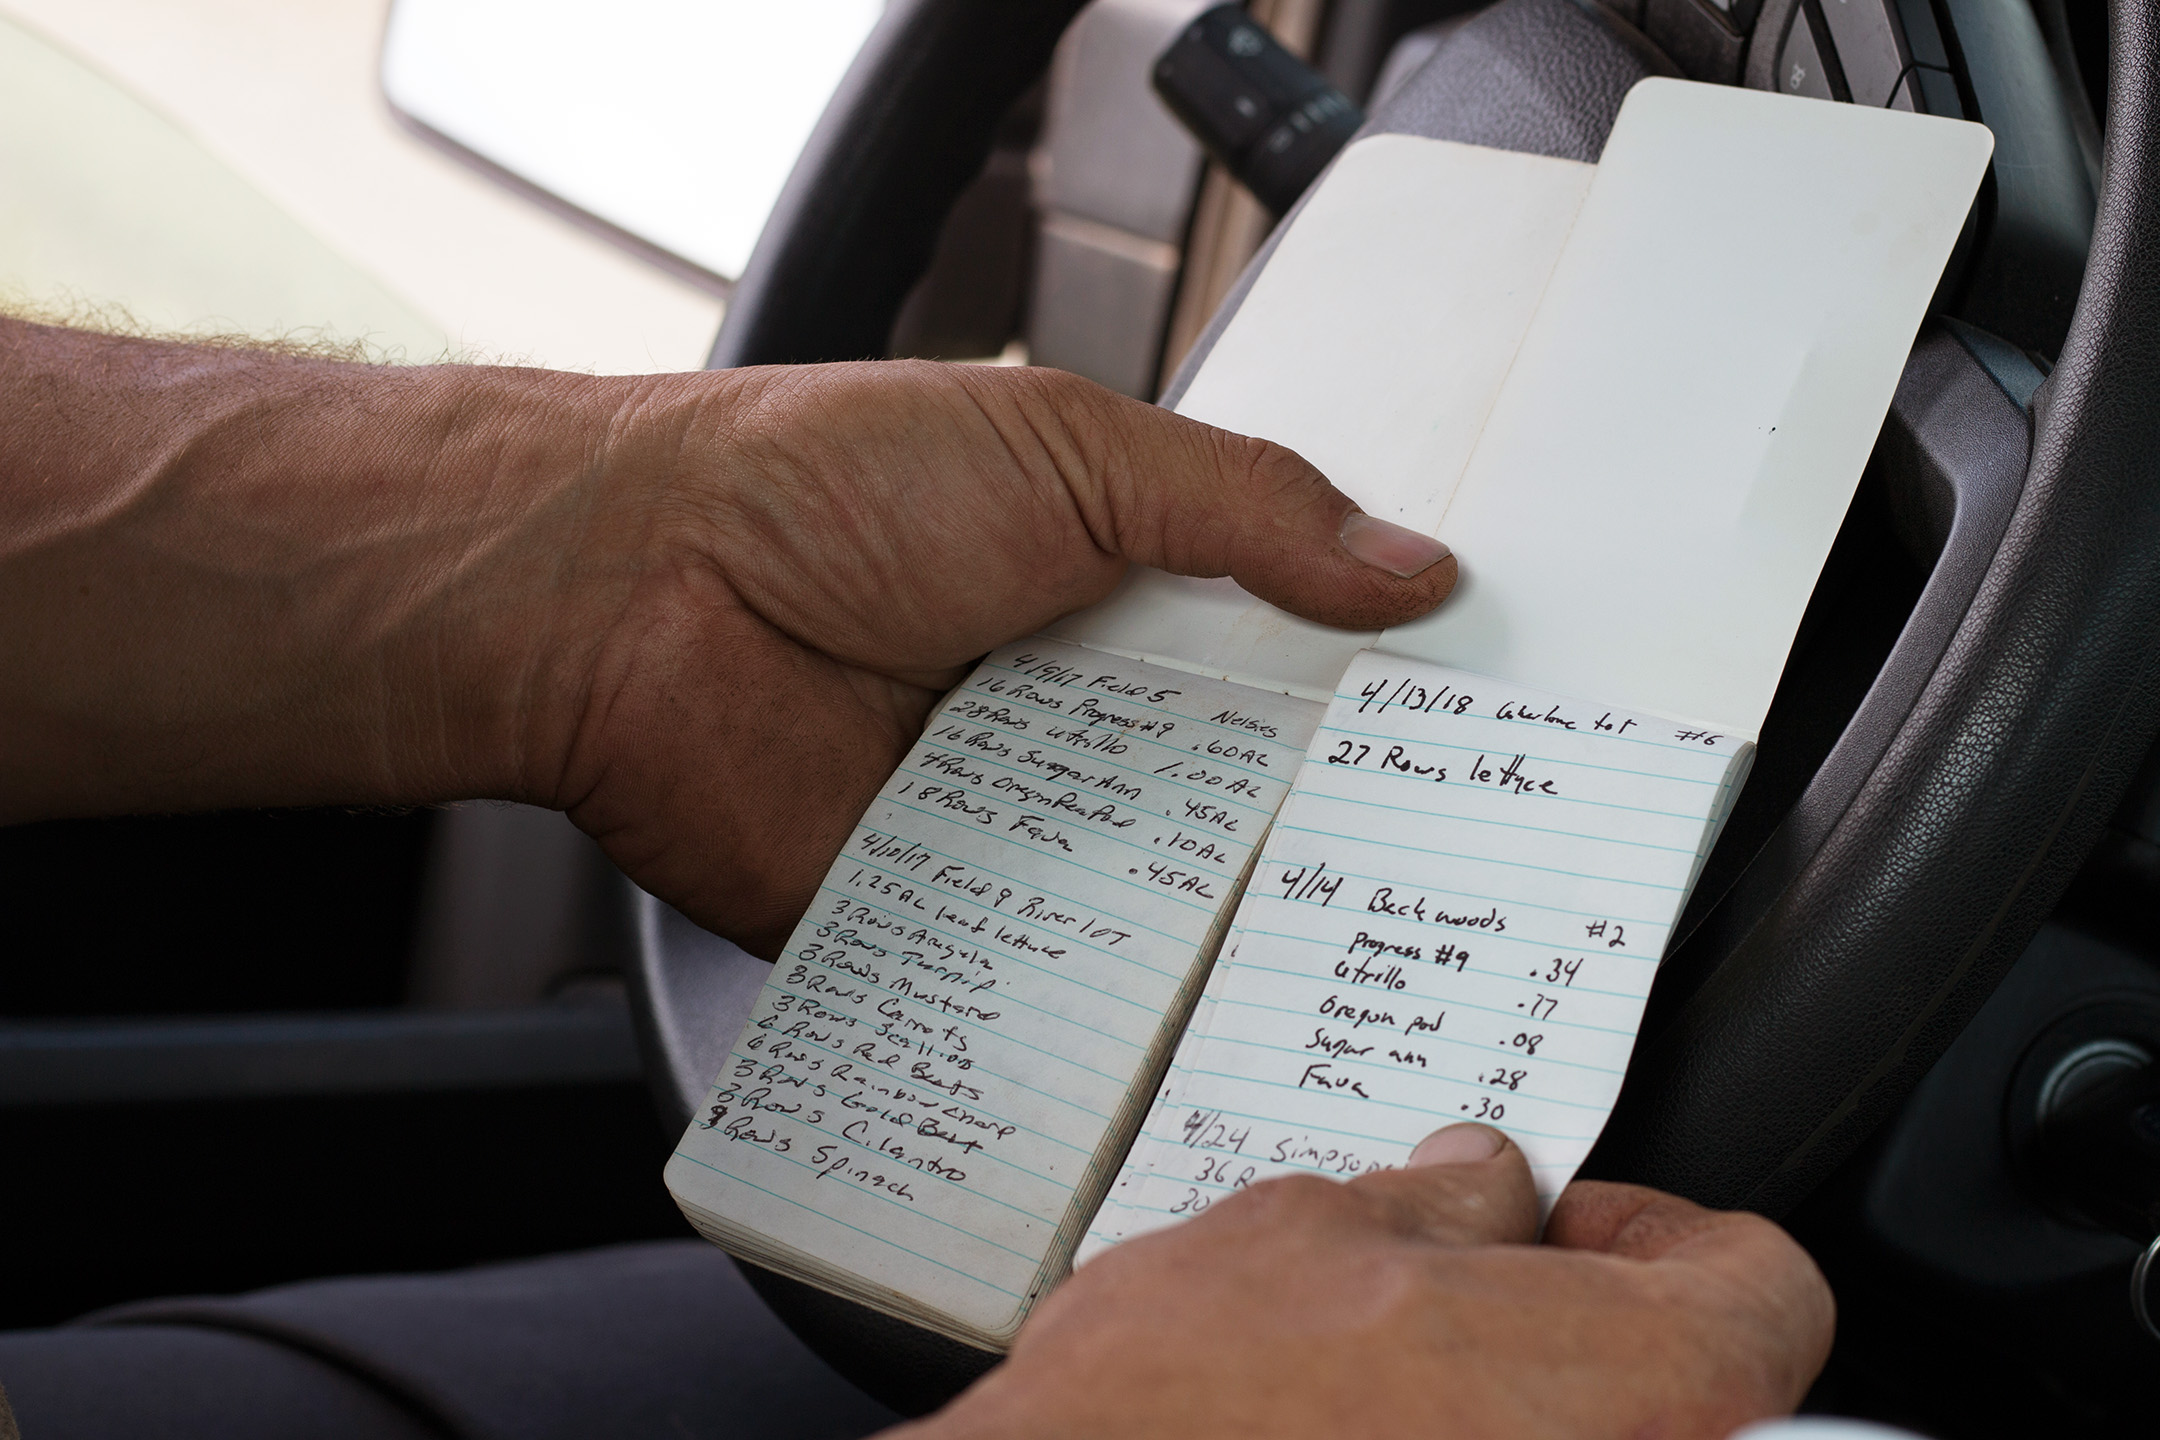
left=0, top=1241, right=900, bottom=1440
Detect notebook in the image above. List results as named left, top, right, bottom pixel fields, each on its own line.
left=665, top=78, right=1993, bottom=1350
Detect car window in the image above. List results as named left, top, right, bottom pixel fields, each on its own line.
left=381, top=0, right=885, bottom=285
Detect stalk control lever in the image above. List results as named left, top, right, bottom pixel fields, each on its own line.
left=1151, top=5, right=1361, bottom=217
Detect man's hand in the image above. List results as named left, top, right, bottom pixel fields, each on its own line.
left=546, top=360, right=1454, bottom=952
left=0, top=323, right=1454, bottom=956
left=895, top=1125, right=1834, bottom=1440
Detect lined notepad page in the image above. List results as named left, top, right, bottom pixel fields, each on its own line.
left=1082, top=651, right=1748, bottom=1258
left=667, top=638, right=1320, bottom=1342
left=674, top=79, right=1996, bottom=1335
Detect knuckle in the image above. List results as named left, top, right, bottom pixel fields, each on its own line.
left=1000, top=363, right=1114, bottom=432
left=1224, top=431, right=1329, bottom=506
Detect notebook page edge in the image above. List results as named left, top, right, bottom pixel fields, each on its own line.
left=1377, top=81, right=1994, bottom=739
left=1048, top=134, right=1596, bottom=696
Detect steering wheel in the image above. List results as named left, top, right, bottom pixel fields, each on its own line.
left=624, top=0, right=2160, bottom=1412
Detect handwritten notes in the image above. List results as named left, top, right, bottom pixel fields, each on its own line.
left=666, top=638, right=1321, bottom=1345
left=1080, top=651, right=1750, bottom=1259
left=670, top=643, right=1751, bottom=1338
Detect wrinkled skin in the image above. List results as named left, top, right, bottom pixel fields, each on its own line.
left=897, top=1127, right=1834, bottom=1440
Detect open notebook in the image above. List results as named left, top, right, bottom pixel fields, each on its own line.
left=665, top=79, right=1993, bottom=1350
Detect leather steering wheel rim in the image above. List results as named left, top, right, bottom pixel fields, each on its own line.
left=1589, top=0, right=2160, bottom=1212
left=626, top=0, right=2160, bottom=1408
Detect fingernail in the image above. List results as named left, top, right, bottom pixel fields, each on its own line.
left=1408, top=1124, right=1505, bottom=1168
left=1340, top=512, right=1451, bottom=579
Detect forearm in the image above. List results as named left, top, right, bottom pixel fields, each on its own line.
left=0, top=318, right=671, bottom=821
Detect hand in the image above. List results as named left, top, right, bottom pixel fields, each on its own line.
left=539, top=360, right=1457, bottom=953
left=894, top=1125, right=1834, bottom=1440
left=0, top=328, right=1454, bottom=958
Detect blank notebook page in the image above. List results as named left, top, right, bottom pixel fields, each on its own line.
left=1379, top=81, right=1995, bottom=736
left=1055, top=80, right=1995, bottom=733
left=1049, top=134, right=1594, bottom=699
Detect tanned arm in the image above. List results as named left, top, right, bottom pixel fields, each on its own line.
left=0, top=317, right=1454, bottom=952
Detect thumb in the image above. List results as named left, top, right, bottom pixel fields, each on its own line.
left=1343, top=1123, right=1542, bottom=1248
left=1004, top=368, right=1459, bottom=632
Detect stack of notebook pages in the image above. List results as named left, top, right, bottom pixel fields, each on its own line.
left=664, top=79, right=1995, bottom=1350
